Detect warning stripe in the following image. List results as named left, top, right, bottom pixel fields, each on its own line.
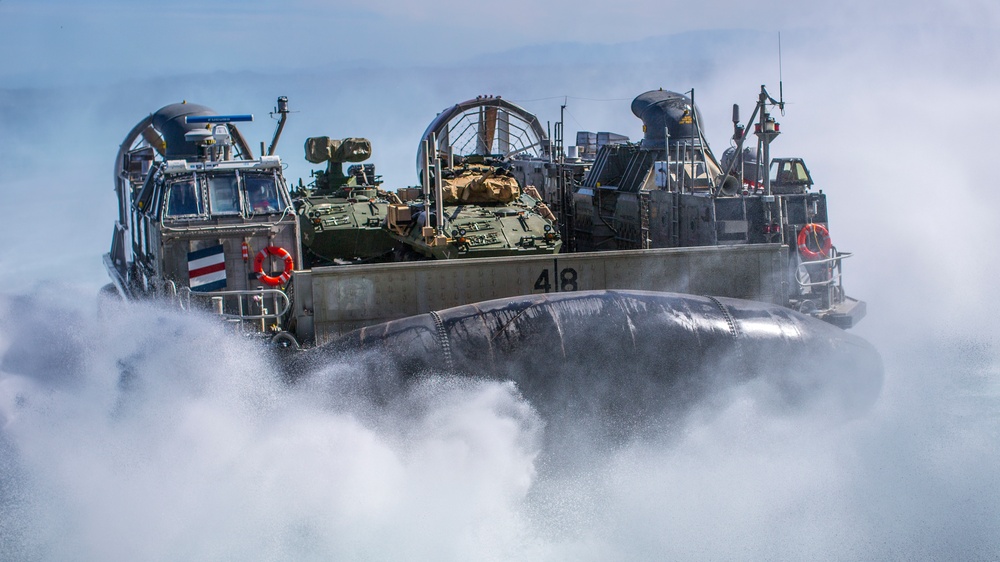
left=189, top=261, right=226, bottom=278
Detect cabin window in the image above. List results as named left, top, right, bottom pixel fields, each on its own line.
left=207, top=174, right=242, bottom=215
left=245, top=174, right=281, bottom=214
left=771, top=160, right=812, bottom=185
left=793, top=162, right=811, bottom=182
left=164, top=179, right=203, bottom=217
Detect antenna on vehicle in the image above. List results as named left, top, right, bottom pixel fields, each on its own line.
left=267, top=96, right=290, bottom=156
left=778, top=32, right=786, bottom=116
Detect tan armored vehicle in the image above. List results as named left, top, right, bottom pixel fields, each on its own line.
left=385, top=96, right=561, bottom=260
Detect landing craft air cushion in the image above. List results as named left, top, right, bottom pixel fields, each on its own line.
left=103, top=93, right=879, bottom=412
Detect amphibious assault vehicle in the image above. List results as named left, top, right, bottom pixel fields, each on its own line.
left=329, top=95, right=563, bottom=261
left=383, top=154, right=561, bottom=260
left=295, top=136, right=396, bottom=266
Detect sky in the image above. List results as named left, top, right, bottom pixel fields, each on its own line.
left=2, top=0, right=997, bottom=85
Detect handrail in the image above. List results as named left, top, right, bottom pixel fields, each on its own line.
left=799, top=251, right=852, bottom=268
left=177, top=286, right=291, bottom=320
left=797, top=273, right=842, bottom=289
left=795, top=249, right=851, bottom=315
left=795, top=251, right=852, bottom=288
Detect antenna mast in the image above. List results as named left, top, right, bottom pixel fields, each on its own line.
left=778, top=32, right=785, bottom=115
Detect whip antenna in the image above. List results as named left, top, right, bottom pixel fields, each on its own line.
left=778, top=32, right=785, bottom=115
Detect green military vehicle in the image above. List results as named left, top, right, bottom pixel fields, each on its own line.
left=385, top=156, right=560, bottom=260
left=384, top=96, right=561, bottom=260
left=295, top=136, right=397, bottom=266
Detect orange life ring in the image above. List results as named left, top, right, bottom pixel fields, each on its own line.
left=253, top=245, right=294, bottom=286
left=797, top=223, right=832, bottom=260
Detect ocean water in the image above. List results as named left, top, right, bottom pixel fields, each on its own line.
left=0, top=283, right=998, bottom=561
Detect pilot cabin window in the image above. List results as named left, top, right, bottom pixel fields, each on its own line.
left=246, top=175, right=281, bottom=213
left=164, top=180, right=202, bottom=217
left=208, top=174, right=241, bottom=215
left=792, top=162, right=810, bottom=182
left=771, top=161, right=809, bottom=185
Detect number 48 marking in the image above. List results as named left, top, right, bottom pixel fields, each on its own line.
left=534, top=267, right=578, bottom=293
